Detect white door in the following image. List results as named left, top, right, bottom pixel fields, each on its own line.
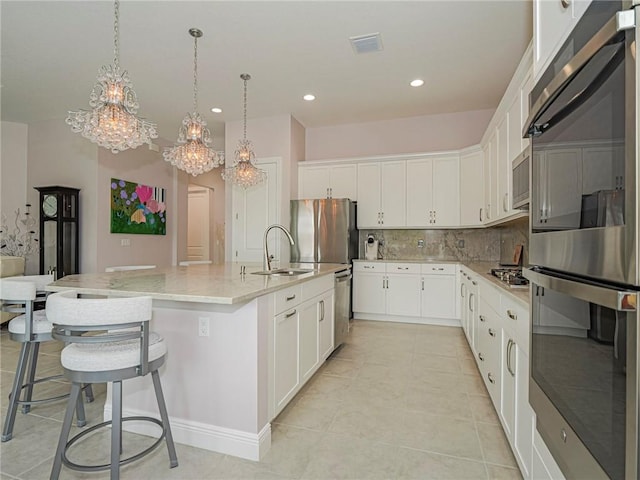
left=496, top=115, right=511, bottom=217
left=432, top=157, right=460, bottom=226
left=353, top=272, right=386, bottom=314
left=421, top=275, right=457, bottom=319
left=356, top=163, right=381, bottom=228
left=299, top=166, right=330, bottom=199
left=406, top=159, right=432, bottom=227
left=232, top=159, right=279, bottom=262
left=329, top=164, right=357, bottom=200
left=459, top=150, right=484, bottom=226
left=380, top=161, right=406, bottom=227
left=482, top=139, right=493, bottom=223
left=386, top=274, right=421, bottom=317
left=187, top=186, right=210, bottom=261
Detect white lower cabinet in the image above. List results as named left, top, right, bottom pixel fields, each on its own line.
left=353, top=261, right=456, bottom=323
left=271, top=276, right=335, bottom=419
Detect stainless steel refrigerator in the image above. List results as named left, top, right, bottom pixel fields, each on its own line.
left=290, top=199, right=358, bottom=347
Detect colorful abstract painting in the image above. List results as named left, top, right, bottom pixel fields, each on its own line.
left=110, top=178, right=166, bottom=235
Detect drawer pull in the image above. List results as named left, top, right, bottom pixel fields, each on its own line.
left=471, top=281, right=477, bottom=286
left=285, top=310, right=297, bottom=318
left=488, top=328, right=496, bottom=337
left=432, top=267, right=444, bottom=271
left=286, top=295, right=296, bottom=301
left=363, top=265, right=373, bottom=269
left=479, top=315, right=486, bottom=322
left=487, top=372, right=495, bottom=384
left=397, top=267, right=409, bottom=270
left=478, top=352, right=485, bottom=362
left=507, top=310, right=517, bottom=320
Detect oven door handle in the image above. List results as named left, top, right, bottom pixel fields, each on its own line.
left=523, top=268, right=637, bottom=312
left=523, top=10, right=631, bottom=138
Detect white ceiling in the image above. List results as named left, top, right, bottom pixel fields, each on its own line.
left=1, top=1, right=532, bottom=147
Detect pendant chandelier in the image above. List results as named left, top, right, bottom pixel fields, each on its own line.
left=65, top=0, right=157, bottom=154
left=222, top=74, right=267, bottom=188
left=163, top=28, right=223, bottom=176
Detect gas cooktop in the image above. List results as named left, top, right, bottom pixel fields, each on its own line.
left=490, top=268, right=529, bottom=289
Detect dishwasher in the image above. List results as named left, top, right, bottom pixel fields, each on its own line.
left=334, top=268, right=352, bottom=347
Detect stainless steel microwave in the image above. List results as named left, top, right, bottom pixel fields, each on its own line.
left=512, top=147, right=529, bottom=209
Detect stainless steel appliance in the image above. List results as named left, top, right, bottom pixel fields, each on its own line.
left=290, top=198, right=358, bottom=346
left=512, top=147, right=530, bottom=210
left=490, top=268, right=529, bottom=289
left=524, top=2, right=640, bottom=478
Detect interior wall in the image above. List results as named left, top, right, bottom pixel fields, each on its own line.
left=26, top=119, right=99, bottom=275
left=97, top=145, right=179, bottom=272
left=290, top=117, right=305, bottom=201
left=305, top=109, right=495, bottom=161
left=1, top=121, right=29, bottom=225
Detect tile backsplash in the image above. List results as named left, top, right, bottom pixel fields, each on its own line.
left=359, top=216, right=529, bottom=264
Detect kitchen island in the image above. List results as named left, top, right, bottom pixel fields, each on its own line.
left=47, top=262, right=345, bottom=460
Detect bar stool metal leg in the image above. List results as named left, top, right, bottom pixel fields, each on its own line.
left=21, top=342, right=39, bottom=414
left=2, top=343, right=32, bottom=442
left=152, top=370, right=178, bottom=468
left=50, top=383, right=81, bottom=480
left=111, top=381, right=122, bottom=480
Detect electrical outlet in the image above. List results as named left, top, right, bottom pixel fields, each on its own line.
left=417, top=239, right=425, bottom=248
left=457, top=239, right=465, bottom=248
left=198, top=317, right=210, bottom=337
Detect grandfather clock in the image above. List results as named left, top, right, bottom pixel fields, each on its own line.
left=35, top=186, right=80, bottom=279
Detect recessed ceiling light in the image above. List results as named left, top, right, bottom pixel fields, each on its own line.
left=303, top=94, right=316, bottom=101
left=410, top=79, right=425, bottom=87
left=211, top=107, right=222, bottom=113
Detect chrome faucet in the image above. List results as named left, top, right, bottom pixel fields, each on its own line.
left=263, top=224, right=295, bottom=271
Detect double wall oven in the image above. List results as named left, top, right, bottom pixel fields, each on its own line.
left=523, top=1, right=639, bottom=479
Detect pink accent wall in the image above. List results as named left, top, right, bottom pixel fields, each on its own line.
left=97, top=146, right=183, bottom=273
left=305, top=109, right=495, bottom=161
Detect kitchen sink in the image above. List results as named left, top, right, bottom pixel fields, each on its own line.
left=251, top=268, right=314, bottom=276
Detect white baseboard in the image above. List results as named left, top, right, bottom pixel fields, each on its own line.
left=353, top=313, right=461, bottom=328
left=103, top=405, right=271, bottom=461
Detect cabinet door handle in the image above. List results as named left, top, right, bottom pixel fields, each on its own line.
left=286, top=294, right=296, bottom=301
left=381, top=212, right=384, bottom=224
left=487, top=372, right=495, bottom=384
left=478, top=352, right=485, bottom=362
left=503, top=193, right=508, bottom=212
left=285, top=309, right=297, bottom=318
left=421, top=278, right=425, bottom=291
left=560, top=0, right=570, bottom=9
left=507, top=309, right=517, bottom=320
left=460, top=283, right=465, bottom=298
left=507, top=339, right=516, bottom=377
left=320, top=300, right=325, bottom=321
left=468, top=293, right=474, bottom=312
left=479, top=208, right=483, bottom=222
left=479, top=315, right=486, bottom=322
left=488, top=328, right=496, bottom=337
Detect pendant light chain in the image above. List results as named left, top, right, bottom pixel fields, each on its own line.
left=192, top=33, right=198, bottom=113
left=243, top=76, right=248, bottom=141
left=113, top=0, right=120, bottom=70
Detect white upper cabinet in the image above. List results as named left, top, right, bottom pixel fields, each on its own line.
left=459, top=148, right=484, bottom=227
left=407, top=156, right=460, bottom=228
left=496, top=115, right=511, bottom=218
left=298, top=163, right=357, bottom=200
left=357, top=161, right=405, bottom=228
left=533, top=0, right=591, bottom=82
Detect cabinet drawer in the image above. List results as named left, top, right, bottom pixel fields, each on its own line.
left=353, top=261, right=385, bottom=273
left=386, top=262, right=420, bottom=274
left=274, top=285, right=303, bottom=315
left=421, top=263, right=456, bottom=275
left=501, top=293, right=530, bottom=353
left=480, top=281, right=501, bottom=314
left=301, top=274, right=334, bottom=301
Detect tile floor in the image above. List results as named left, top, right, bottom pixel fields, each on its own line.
left=0, top=320, right=521, bottom=479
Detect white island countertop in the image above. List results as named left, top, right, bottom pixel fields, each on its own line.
left=47, top=262, right=347, bottom=305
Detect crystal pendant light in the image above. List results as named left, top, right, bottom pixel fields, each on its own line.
left=65, top=0, right=157, bottom=154
left=222, top=74, right=267, bottom=188
left=163, top=28, right=223, bottom=176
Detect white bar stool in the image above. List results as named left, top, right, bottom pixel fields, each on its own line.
left=47, top=291, right=178, bottom=480
left=0, top=275, right=92, bottom=442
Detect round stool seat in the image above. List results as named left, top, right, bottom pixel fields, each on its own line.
left=61, top=333, right=166, bottom=372
left=8, top=310, right=52, bottom=335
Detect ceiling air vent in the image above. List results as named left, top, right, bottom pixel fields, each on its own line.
left=349, top=32, right=383, bottom=54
